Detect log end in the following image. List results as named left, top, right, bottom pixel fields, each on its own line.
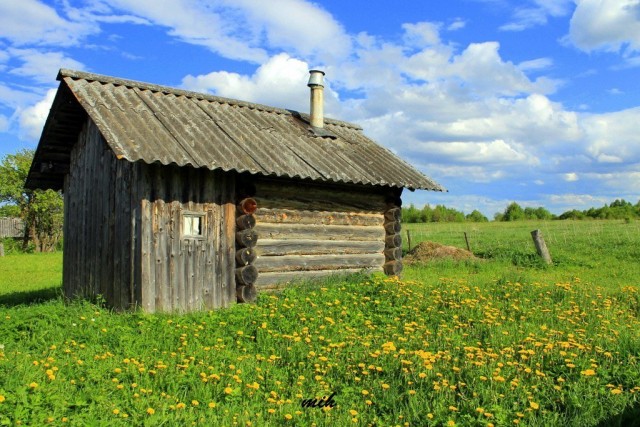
left=236, top=284, right=257, bottom=303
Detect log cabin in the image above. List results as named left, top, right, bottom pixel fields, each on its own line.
left=25, top=69, right=445, bottom=312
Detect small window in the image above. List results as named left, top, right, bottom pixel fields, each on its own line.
left=183, top=213, right=205, bottom=238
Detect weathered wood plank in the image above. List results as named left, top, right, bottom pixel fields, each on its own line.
left=255, top=223, right=386, bottom=241
left=222, top=171, right=237, bottom=307
left=254, top=178, right=387, bottom=213
left=254, top=208, right=384, bottom=226
left=256, top=239, right=385, bottom=256
left=255, top=267, right=383, bottom=288
left=254, top=253, right=385, bottom=273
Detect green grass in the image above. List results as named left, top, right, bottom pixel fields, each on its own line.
left=0, top=252, right=62, bottom=306
left=0, top=221, right=639, bottom=426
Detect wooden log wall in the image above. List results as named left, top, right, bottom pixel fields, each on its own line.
left=235, top=197, right=258, bottom=303
left=252, top=178, right=387, bottom=289
left=63, top=119, right=138, bottom=309
left=383, top=205, right=403, bottom=276
left=138, top=163, right=235, bottom=312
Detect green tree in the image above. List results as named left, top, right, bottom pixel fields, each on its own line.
left=0, top=149, right=63, bottom=251
left=466, top=209, right=488, bottom=222
left=502, top=202, right=525, bottom=221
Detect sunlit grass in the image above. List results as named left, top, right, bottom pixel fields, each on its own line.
left=0, top=221, right=639, bottom=426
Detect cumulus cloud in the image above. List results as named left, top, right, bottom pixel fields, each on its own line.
left=0, top=0, right=99, bottom=46
left=181, top=53, right=342, bottom=114
left=581, top=107, right=640, bottom=165
left=18, top=88, right=56, bottom=141
left=569, top=0, right=640, bottom=56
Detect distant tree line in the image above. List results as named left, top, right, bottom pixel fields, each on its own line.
left=555, top=199, right=640, bottom=220
left=402, top=204, right=488, bottom=223
left=402, top=199, right=640, bottom=223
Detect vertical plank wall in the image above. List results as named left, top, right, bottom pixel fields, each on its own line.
left=63, top=120, right=137, bottom=309
left=252, top=178, right=387, bottom=289
left=138, top=165, right=235, bottom=312
left=64, top=119, right=236, bottom=312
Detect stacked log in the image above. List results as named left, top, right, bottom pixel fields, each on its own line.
left=235, top=197, right=258, bottom=302
left=383, top=205, right=403, bottom=276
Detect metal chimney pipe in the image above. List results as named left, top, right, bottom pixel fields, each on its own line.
left=307, top=70, right=325, bottom=128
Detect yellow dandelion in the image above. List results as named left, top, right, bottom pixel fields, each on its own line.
left=581, top=369, right=596, bottom=376
left=192, top=400, right=199, bottom=406
left=224, top=387, right=233, bottom=394
left=208, top=402, right=216, bottom=408
left=349, top=410, right=358, bottom=416
left=284, top=414, right=293, bottom=420
left=146, top=408, right=155, bottom=415
left=611, top=389, right=623, bottom=395
left=381, top=383, right=390, bottom=390
left=112, top=409, right=120, bottom=415
left=0, top=395, right=5, bottom=403
left=365, top=400, right=373, bottom=405
left=29, top=382, right=38, bottom=389
left=268, top=408, right=276, bottom=414
left=530, top=401, right=540, bottom=410
left=176, top=402, right=186, bottom=409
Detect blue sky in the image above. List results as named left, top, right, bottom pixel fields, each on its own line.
left=1, top=0, right=639, bottom=217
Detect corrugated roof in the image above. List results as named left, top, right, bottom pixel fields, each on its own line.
left=26, top=69, right=445, bottom=192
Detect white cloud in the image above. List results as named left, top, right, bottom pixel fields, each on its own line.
left=547, top=193, right=611, bottom=208
left=402, top=22, right=441, bottom=47
left=181, top=53, right=342, bottom=114
left=0, top=83, right=41, bottom=109
left=0, top=0, right=98, bottom=46
left=0, top=114, right=8, bottom=132
left=95, top=0, right=351, bottom=64
left=563, top=172, right=579, bottom=181
left=569, top=0, right=640, bottom=55
left=518, top=57, right=554, bottom=71
left=500, top=0, right=573, bottom=31
left=18, top=88, right=56, bottom=141
left=581, top=107, right=640, bottom=165
left=8, top=49, right=85, bottom=83
left=228, top=0, right=352, bottom=61
left=447, top=19, right=466, bottom=31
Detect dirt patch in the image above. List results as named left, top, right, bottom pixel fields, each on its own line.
left=404, top=241, right=477, bottom=264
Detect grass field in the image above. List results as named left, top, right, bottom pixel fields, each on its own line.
left=0, top=220, right=639, bottom=426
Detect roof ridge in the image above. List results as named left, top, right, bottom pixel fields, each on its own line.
left=58, top=68, right=362, bottom=130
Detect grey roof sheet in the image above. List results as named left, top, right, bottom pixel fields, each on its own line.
left=26, top=69, right=445, bottom=192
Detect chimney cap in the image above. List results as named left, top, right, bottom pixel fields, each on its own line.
left=308, top=70, right=325, bottom=87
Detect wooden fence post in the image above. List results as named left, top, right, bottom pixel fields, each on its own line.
left=464, top=232, right=471, bottom=252
left=406, top=229, right=412, bottom=252
left=0, top=242, right=4, bottom=257
left=531, top=229, right=552, bottom=264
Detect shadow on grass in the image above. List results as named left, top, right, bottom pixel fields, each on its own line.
left=596, top=403, right=640, bottom=427
left=0, top=286, right=62, bottom=307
